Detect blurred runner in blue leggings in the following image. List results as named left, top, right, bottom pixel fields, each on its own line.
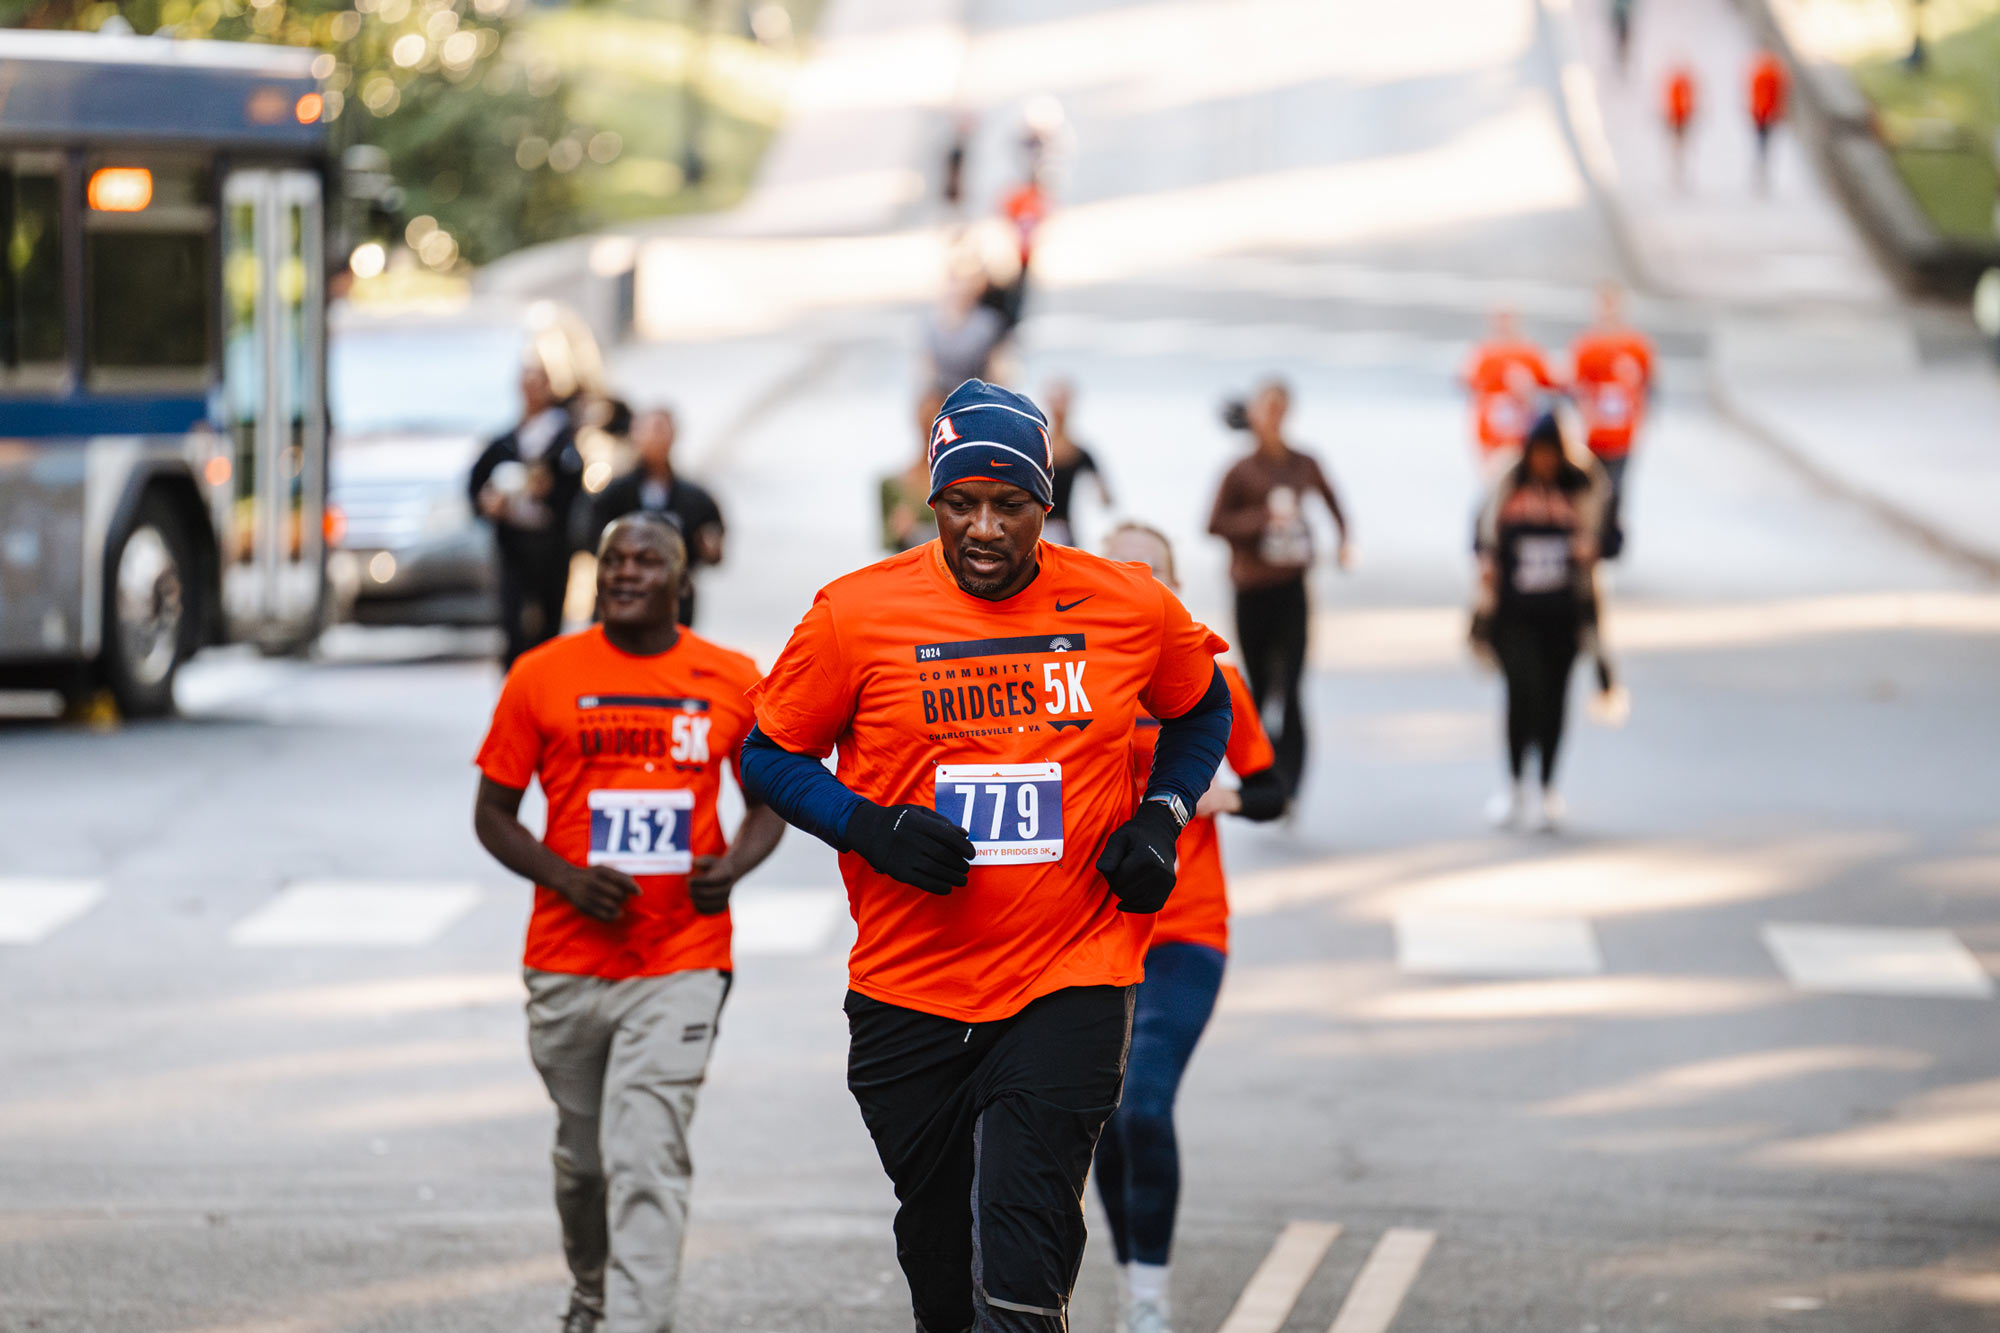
left=1093, top=523, right=1289, bottom=1333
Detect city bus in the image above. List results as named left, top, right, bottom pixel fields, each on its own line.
left=0, top=30, right=328, bottom=715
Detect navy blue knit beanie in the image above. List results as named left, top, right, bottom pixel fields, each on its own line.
left=927, top=379, right=1054, bottom=509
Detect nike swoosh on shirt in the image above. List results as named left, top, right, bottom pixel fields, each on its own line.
left=1054, top=595, right=1094, bottom=613
left=1047, top=719, right=1093, bottom=732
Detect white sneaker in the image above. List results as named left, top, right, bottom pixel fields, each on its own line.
left=1534, top=788, right=1565, bottom=833
left=1485, top=783, right=1524, bottom=828
left=1123, top=1297, right=1172, bottom=1333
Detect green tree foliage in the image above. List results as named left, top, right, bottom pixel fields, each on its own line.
left=2, top=0, right=582, bottom=265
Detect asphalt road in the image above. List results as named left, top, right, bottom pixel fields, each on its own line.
left=5, top=1, right=1999, bottom=1330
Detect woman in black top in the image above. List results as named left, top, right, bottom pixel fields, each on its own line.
left=1474, top=412, right=1605, bottom=831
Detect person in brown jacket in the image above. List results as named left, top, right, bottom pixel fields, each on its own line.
left=1206, top=379, right=1349, bottom=796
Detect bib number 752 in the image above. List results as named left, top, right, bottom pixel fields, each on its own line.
left=933, top=762, right=1063, bottom=865
left=588, top=789, right=695, bottom=874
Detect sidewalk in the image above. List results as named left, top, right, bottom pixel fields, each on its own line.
left=1543, top=0, right=2000, bottom=575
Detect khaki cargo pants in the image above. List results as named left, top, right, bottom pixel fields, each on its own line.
left=525, top=967, right=729, bottom=1333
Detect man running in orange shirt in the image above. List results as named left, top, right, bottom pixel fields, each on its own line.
left=1568, top=282, right=1654, bottom=559
left=1748, top=50, right=1789, bottom=192
left=1092, top=523, right=1287, bottom=1333
left=473, top=514, right=787, bottom=1333
left=1463, top=310, right=1558, bottom=474
left=740, top=379, right=1233, bottom=1333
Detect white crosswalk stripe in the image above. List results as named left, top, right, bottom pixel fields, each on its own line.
left=1761, top=923, right=1994, bottom=999
left=1325, top=1228, right=1437, bottom=1333
left=229, top=882, right=482, bottom=948
left=730, top=887, right=845, bottom=957
left=1395, top=912, right=1603, bottom=976
left=1216, top=1220, right=1343, bottom=1333
left=0, top=878, right=104, bottom=944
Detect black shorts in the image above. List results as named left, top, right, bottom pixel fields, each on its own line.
left=845, top=985, right=1134, bottom=1332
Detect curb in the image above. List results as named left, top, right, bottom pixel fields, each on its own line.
left=1706, top=363, right=2000, bottom=582
left=1735, top=0, right=2000, bottom=296
left=1538, top=0, right=2000, bottom=583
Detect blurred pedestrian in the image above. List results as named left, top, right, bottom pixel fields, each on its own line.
left=1610, top=0, right=1635, bottom=74
left=922, top=266, right=1008, bottom=394
left=1748, top=50, right=1789, bottom=192
left=941, top=112, right=973, bottom=212
left=1463, top=310, right=1558, bottom=474
left=1472, top=413, right=1606, bottom=832
left=1568, top=283, right=1654, bottom=559
left=881, top=391, right=944, bottom=552
left=472, top=514, right=785, bottom=1333
left=741, top=378, right=1232, bottom=1333
left=1094, top=522, right=1288, bottom=1333
left=471, top=364, right=585, bottom=669
left=1663, top=63, right=1697, bottom=190
left=1207, top=378, right=1349, bottom=796
left=592, top=408, right=725, bottom=627
left=1043, top=378, right=1112, bottom=547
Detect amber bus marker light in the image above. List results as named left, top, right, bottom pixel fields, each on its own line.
left=87, top=167, right=152, bottom=212
left=295, top=92, right=323, bottom=124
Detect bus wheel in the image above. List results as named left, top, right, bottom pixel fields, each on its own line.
left=102, top=496, right=196, bottom=718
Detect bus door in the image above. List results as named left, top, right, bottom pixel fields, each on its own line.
left=220, top=168, right=324, bottom=646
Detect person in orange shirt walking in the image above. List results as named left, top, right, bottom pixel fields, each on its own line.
left=1663, top=63, right=1697, bottom=190
left=1748, top=50, right=1789, bottom=192
left=1092, top=523, right=1287, bottom=1333
left=1462, top=310, right=1559, bottom=472
left=740, top=378, right=1233, bottom=1333
left=1567, top=282, right=1654, bottom=559
left=472, top=513, right=787, bottom=1333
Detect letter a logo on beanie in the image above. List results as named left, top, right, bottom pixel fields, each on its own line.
left=926, top=379, right=1056, bottom=509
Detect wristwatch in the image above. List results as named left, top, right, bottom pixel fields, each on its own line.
left=1146, top=793, right=1191, bottom=829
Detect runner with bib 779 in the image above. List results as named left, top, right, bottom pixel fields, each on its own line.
left=739, top=379, right=1233, bottom=1333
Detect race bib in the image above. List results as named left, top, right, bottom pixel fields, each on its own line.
left=934, top=761, right=1064, bottom=865
left=1592, top=384, right=1633, bottom=427
left=1512, top=534, right=1572, bottom=594
left=1482, top=394, right=1526, bottom=439
left=587, top=789, right=695, bottom=875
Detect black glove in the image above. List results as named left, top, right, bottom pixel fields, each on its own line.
left=844, top=801, right=975, bottom=895
left=1096, top=801, right=1181, bottom=913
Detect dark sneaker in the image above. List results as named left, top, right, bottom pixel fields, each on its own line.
left=560, top=1297, right=602, bottom=1333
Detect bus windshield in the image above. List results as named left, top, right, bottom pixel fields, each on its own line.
left=329, top=322, right=528, bottom=438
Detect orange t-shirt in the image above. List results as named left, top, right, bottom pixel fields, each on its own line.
left=1569, top=327, right=1654, bottom=458
left=1463, top=340, right=1557, bottom=453
left=475, top=625, right=762, bottom=979
left=1003, top=182, right=1049, bottom=264
left=1750, top=56, right=1787, bottom=128
left=1665, top=69, right=1697, bottom=131
left=749, top=540, right=1228, bottom=1023
left=1126, top=664, right=1273, bottom=954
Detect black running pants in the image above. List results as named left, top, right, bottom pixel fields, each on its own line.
left=1234, top=576, right=1310, bottom=794
left=845, top=985, right=1133, bottom=1333
left=1494, top=610, right=1579, bottom=786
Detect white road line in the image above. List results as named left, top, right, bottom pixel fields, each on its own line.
left=1216, top=1221, right=1343, bottom=1333
left=229, top=882, right=481, bottom=948
left=1762, top=923, right=1994, bottom=999
left=0, top=878, right=105, bottom=944
left=731, top=888, right=844, bottom=957
left=1326, top=1228, right=1437, bottom=1333
left=1395, top=912, right=1603, bottom=976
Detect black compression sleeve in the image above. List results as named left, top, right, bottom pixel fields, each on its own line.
left=1146, top=666, right=1231, bottom=817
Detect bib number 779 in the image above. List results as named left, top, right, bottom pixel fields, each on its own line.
left=933, top=762, right=1063, bottom=865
